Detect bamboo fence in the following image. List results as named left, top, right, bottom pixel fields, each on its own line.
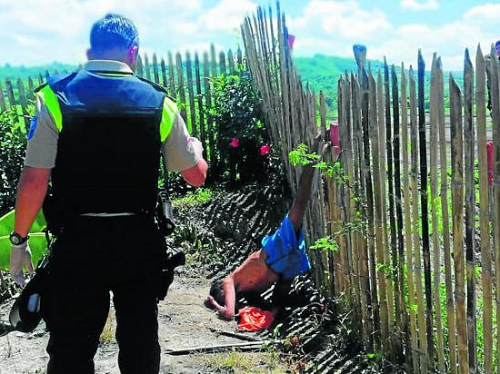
left=2, top=3, right=500, bottom=372
left=242, top=4, right=500, bottom=373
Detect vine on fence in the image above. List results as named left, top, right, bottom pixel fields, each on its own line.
left=289, top=143, right=366, bottom=255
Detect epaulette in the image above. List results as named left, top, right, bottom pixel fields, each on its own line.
left=33, top=82, right=48, bottom=93
left=33, top=72, right=76, bottom=93
left=137, top=76, right=176, bottom=102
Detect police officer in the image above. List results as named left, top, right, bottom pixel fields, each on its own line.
left=9, top=14, right=207, bottom=374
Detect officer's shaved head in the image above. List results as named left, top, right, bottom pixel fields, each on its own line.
left=88, top=14, right=140, bottom=69
left=90, top=14, right=139, bottom=52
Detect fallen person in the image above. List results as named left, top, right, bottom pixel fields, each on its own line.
left=205, top=138, right=325, bottom=320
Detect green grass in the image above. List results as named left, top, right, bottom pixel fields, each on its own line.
left=172, top=188, right=214, bottom=208
left=204, top=349, right=292, bottom=373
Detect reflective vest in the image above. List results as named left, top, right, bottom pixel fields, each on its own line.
left=35, top=70, right=177, bottom=215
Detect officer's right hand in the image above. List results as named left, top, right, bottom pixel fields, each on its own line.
left=10, top=242, right=34, bottom=286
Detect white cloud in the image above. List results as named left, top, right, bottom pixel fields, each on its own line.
left=1, top=0, right=499, bottom=72
left=289, top=0, right=392, bottom=44
left=286, top=0, right=498, bottom=70
left=199, top=0, right=259, bottom=32
left=400, top=0, right=439, bottom=11
left=464, top=3, right=500, bottom=20
left=0, top=0, right=228, bottom=65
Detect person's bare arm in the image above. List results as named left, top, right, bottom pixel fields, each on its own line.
left=206, top=275, right=236, bottom=320
left=288, top=132, right=327, bottom=234
left=288, top=166, right=316, bottom=234
left=14, top=167, right=51, bottom=236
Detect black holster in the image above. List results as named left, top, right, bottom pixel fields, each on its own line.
left=155, top=191, right=175, bottom=237
left=158, top=251, right=185, bottom=301
left=155, top=190, right=183, bottom=300
left=42, top=193, right=69, bottom=237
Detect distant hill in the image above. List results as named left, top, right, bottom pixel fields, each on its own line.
left=0, top=63, right=77, bottom=82
left=294, top=54, right=463, bottom=115
left=294, top=54, right=388, bottom=115
left=0, top=56, right=461, bottom=115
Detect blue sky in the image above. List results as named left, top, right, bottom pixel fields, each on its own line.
left=1, top=0, right=499, bottom=70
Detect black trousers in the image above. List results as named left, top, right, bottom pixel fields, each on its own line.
left=42, top=215, right=165, bottom=374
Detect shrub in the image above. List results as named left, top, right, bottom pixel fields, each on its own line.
left=208, top=66, right=284, bottom=187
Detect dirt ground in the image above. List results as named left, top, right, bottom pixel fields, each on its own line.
left=0, top=275, right=287, bottom=374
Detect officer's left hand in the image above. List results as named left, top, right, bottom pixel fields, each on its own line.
left=10, top=242, right=34, bottom=286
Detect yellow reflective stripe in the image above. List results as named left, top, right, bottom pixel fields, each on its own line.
left=36, top=85, right=63, bottom=131
left=160, top=97, right=177, bottom=142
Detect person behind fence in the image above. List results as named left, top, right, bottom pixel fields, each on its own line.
left=205, top=136, right=325, bottom=320
left=9, top=14, right=208, bottom=374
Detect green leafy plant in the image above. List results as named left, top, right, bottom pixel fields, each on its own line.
left=310, top=236, right=338, bottom=253
left=208, top=67, right=283, bottom=187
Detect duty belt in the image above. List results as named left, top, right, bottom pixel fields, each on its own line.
left=80, top=212, right=139, bottom=217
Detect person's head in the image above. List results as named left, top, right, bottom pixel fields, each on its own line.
left=87, top=14, right=139, bottom=70
left=495, top=40, right=500, bottom=58
left=209, top=279, right=225, bottom=307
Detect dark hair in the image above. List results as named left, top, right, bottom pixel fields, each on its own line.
left=209, top=279, right=225, bottom=307
left=496, top=40, right=500, bottom=48
left=90, top=14, right=139, bottom=52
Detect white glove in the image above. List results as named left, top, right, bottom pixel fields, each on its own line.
left=10, top=242, right=34, bottom=287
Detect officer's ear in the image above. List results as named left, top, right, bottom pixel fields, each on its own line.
left=128, top=45, right=139, bottom=70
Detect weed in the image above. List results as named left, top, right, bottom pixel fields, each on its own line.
left=204, top=350, right=291, bottom=373
left=172, top=188, right=214, bottom=208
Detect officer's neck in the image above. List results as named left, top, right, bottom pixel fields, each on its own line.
left=87, top=49, right=136, bottom=71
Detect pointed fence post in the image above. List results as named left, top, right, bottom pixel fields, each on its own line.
left=152, top=53, right=160, bottom=84
left=450, top=73, right=468, bottom=373
left=0, top=81, right=7, bottom=111
left=185, top=51, right=197, bottom=137
left=430, top=53, right=446, bottom=373
left=410, top=66, right=428, bottom=372
left=476, top=44, right=493, bottom=374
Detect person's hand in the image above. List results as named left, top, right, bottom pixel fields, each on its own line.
left=205, top=295, right=233, bottom=320
left=10, top=242, right=34, bottom=286
left=308, top=131, right=330, bottom=165
left=312, top=131, right=322, bottom=153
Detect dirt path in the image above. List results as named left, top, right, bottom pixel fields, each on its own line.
left=0, top=275, right=283, bottom=374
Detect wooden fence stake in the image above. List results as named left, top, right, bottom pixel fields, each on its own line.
left=463, top=48, right=477, bottom=372
left=410, top=66, right=428, bottom=372
left=369, top=69, right=390, bottom=355
left=476, top=44, right=492, bottom=374
left=185, top=52, right=197, bottom=137
left=401, top=63, right=420, bottom=373
left=0, top=82, right=7, bottom=111
left=430, top=53, right=446, bottom=373
left=450, top=73, right=468, bottom=374
left=436, top=57, right=457, bottom=374
left=489, top=45, right=500, bottom=374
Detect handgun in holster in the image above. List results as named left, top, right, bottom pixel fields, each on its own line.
left=155, top=189, right=185, bottom=300
left=158, top=250, right=185, bottom=301
left=42, top=192, right=64, bottom=237
left=156, top=191, right=176, bottom=237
